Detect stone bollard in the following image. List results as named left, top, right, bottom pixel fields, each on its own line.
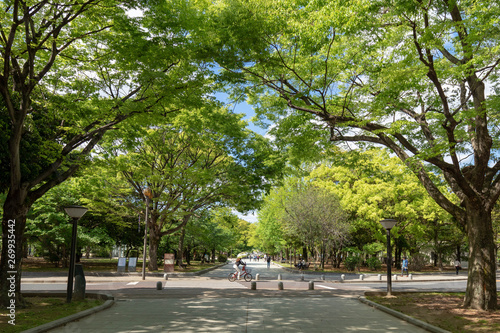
left=156, top=281, right=163, bottom=290
left=278, top=281, right=284, bottom=290
left=74, top=264, right=86, bottom=300
left=321, top=274, right=325, bottom=281
left=256, top=273, right=260, bottom=281
left=393, top=274, right=398, bottom=281
left=359, top=274, right=364, bottom=281
left=309, top=281, right=314, bottom=290
left=300, top=273, right=304, bottom=281
left=251, top=281, right=257, bottom=290
left=278, top=274, right=282, bottom=281
left=341, top=274, right=345, bottom=282
left=409, top=274, right=413, bottom=280
left=378, top=274, right=382, bottom=280
left=164, top=274, right=168, bottom=280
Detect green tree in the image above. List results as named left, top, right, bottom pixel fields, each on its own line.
left=71, top=164, right=144, bottom=256
left=281, top=184, right=349, bottom=269
left=255, top=183, right=290, bottom=256
left=0, top=0, right=214, bottom=306
left=25, top=177, right=115, bottom=267
left=99, top=107, right=281, bottom=270
left=201, top=0, right=500, bottom=309
left=310, top=149, right=457, bottom=267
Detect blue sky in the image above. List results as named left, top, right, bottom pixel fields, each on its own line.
left=215, top=92, right=268, bottom=137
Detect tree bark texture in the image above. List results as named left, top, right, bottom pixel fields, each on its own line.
left=177, top=226, right=186, bottom=267
left=0, top=196, right=30, bottom=307
left=148, top=231, right=160, bottom=271
left=464, top=205, right=497, bottom=309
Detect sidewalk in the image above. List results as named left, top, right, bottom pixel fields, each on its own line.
left=43, top=294, right=431, bottom=333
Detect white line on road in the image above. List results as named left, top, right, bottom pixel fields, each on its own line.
left=316, top=284, right=337, bottom=290
left=126, top=282, right=140, bottom=285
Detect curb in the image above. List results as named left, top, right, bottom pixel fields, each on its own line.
left=21, top=292, right=114, bottom=333
left=358, top=295, right=450, bottom=333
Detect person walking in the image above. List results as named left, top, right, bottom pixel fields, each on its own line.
left=401, top=257, right=409, bottom=277
left=454, top=259, right=461, bottom=275
left=266, top=254, right=271, bottom=268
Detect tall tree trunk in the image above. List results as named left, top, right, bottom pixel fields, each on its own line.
left=0, top=195, right=30, bottom=308
left=320, top=241, right=325, bottom=269
left=464, top=207, right=497, bottom=310
left=394, top=241, right=401, bottom=270
left=177, top=226, right=186, bottom=267
left=438, top=248, right=444, bottom=272
left=148, top=232, right=160, bottom=271
left=186, top=244, right=191, bottom=265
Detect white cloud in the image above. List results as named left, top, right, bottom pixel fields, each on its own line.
left=234, top=210, right=258, bottom=223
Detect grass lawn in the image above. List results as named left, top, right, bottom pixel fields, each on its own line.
left=0, top=297, right=105, bottom=333
left=366, top=292, right=500, bottom=333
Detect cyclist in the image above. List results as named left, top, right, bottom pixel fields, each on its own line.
left=233, top=257, right=246, bottom=280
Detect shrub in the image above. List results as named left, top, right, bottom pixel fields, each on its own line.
left=344, top=256, right=360, bottom=271
left=218, top=255, right=227, bottom=263
left=93, top=246, right=112, bottom=258
left=366, top=257, right=382, bottom=271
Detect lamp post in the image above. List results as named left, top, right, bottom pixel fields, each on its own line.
left=142, top=187, right=153, bottom=280
left=64, top=205, right=88, bottom=303
left=380, top=219, right=397, bottom=296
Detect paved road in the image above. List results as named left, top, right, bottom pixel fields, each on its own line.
left=22, top=259, right=472, bottom=295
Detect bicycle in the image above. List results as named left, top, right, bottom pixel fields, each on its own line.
left=228, top=265, right=252, bottom=282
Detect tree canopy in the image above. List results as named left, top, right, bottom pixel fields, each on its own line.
left=199, top=0, right=500, bottom=310
left=0, top=0, right=217, bottom=306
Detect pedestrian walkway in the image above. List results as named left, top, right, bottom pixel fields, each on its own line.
left=46, top=294, right=429, bottom=332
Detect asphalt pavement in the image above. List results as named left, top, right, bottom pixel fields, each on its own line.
left=20, top=260, right=467, bottom=333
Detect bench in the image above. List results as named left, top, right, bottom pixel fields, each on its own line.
left=179, top=263, right=187, bottom=269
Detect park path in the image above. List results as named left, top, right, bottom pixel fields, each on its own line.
left=46, top=261, right=429, bottom=333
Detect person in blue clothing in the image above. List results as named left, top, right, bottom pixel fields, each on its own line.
left=401, top=257, right=409, bottom=277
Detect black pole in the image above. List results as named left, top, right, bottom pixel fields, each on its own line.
left=142, top=197, right=149, bottom=280
left=386, top=229, right=392, bottom=296
left=67, top=217, right=78, bottom=303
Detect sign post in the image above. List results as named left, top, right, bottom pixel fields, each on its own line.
left=164, top=253, right=175, bottom=272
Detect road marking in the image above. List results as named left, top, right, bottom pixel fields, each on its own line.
left=126, top=282, right=139, bottom=285
left=316, top=284, right=336, bottom=290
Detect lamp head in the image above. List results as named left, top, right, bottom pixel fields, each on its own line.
left=64, top=205, right=88, bottom=219
left=380, top=219, right=397, bottom=230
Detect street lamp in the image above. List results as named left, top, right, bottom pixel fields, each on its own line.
left=380, top=219, right=397, bottom=296
left=64, top=205, right=88, bottom=303
left=142, top=187, right=153, bottom=280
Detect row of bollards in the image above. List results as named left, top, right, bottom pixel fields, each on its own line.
left=155, top=272, right=415, bottom=291
left=248, top=280, right=316, bottom=290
